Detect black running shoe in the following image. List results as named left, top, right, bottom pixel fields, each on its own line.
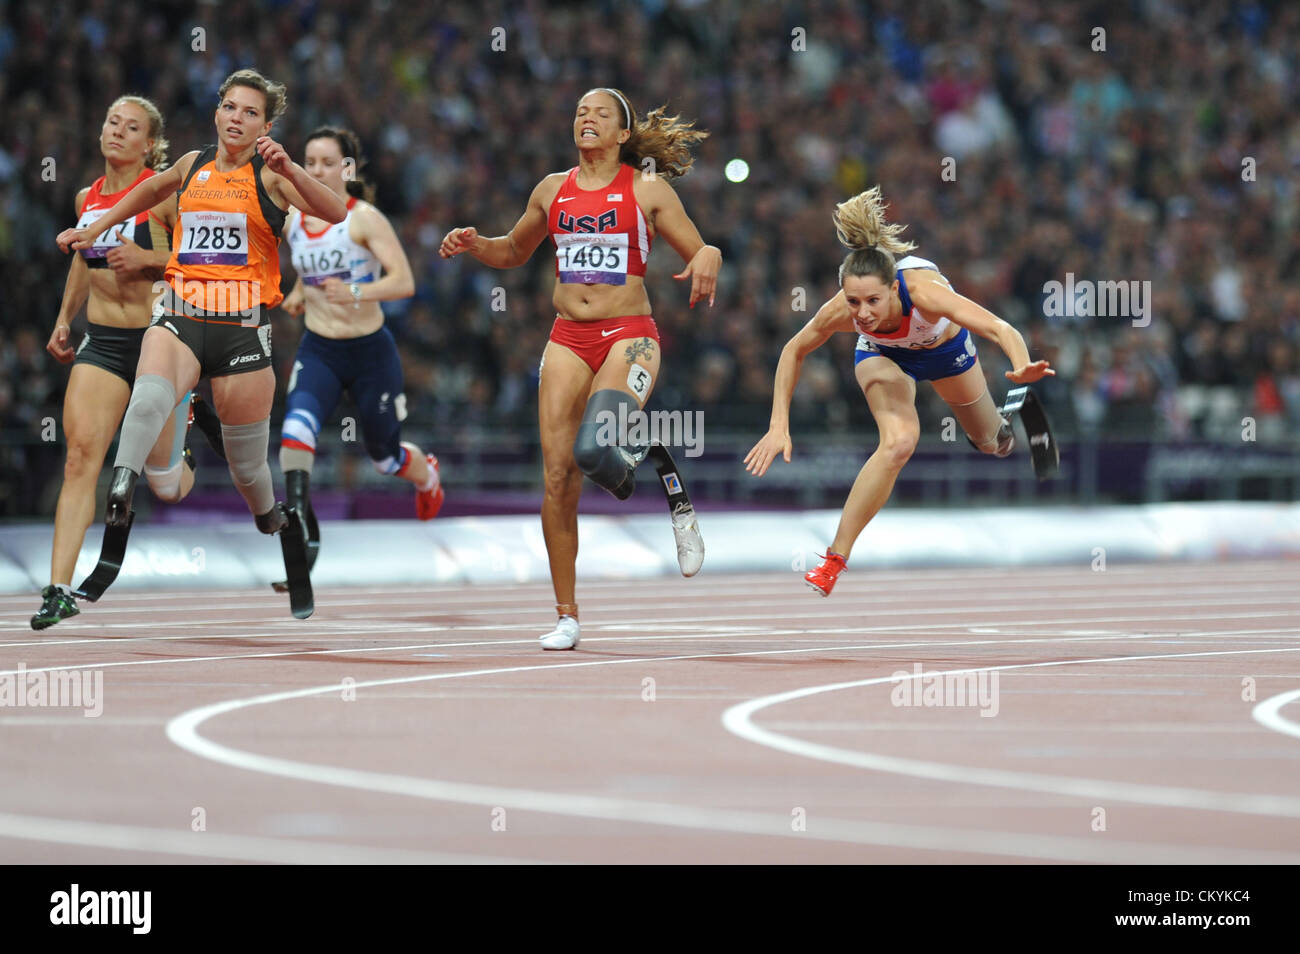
left=190, top=393, right=226, bottom=460
left=31, top=586, right=79, bottom=630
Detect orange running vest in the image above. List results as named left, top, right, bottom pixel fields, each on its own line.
left=165, top=145, right=286, bottom=312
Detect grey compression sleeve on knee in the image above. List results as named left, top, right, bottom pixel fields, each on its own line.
left=573, top=389, right=643, bottom=498
left=114, top=375, right=177, bottom=474
left=222, top=419, right=276, bottom=516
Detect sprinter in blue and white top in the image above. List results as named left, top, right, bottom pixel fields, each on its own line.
left=745, top=186, right=1054, bottom=597
left=279, top=127, right=443, bottom=578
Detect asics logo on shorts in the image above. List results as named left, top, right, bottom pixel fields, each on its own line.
left=229, top=353, right=262, bottom=365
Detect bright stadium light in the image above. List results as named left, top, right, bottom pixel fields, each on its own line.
left=724, top=158, right=750, bottom=183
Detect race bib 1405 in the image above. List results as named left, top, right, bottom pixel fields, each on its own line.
left=555, top=232, right=629, bottom=286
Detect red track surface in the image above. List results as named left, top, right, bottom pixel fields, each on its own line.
left=2, top=560, right=1298, bottom=863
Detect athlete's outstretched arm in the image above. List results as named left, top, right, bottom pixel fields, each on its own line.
left=439, top=175, right=559, bottom=268
left=744, top=292, right=853, bottom=476
left=641, top=176, right=721, bottom=308
left=56, top=157, right=192, bottom=253
left=908, top=279, right=1054, bottom=384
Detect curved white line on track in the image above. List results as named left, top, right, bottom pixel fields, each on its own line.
left=723, top=647, right=1300, bottom=818
left=1253, top=689, right=1300, bottom=740
left=163, top=646, right=1300, bottom=864
left=0, top=811, right=533, bottom=864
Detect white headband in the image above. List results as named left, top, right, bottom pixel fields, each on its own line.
left=592, top=87, right=631, bottom=128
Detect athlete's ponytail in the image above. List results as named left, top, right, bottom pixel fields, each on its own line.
left=109, top=96, right=169, bottom=170
left=582, top=88, right=708, bottom=181
left=832, top=186, right=916, bottom=254
left=304, top=126, right=376, bottom=203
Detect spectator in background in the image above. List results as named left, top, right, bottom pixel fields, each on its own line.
left=3, top=0, right=1298, bottom=514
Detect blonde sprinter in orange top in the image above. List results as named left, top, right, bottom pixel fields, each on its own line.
left=57, top=70, right=346, bottom=551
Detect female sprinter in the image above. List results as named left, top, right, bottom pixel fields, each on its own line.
left=32, top=96, right=222, bottom=631
left=440, top=87, right=721, bottom=650
left=744, top=187, right=1054, bottom=596
left=278, top=126, right=442, bottom=573
left=57, top=69, right=346, bottom=613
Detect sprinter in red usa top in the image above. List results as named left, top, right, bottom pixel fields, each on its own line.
left=440, top=87, right=721, bottom=651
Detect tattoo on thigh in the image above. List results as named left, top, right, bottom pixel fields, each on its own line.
left=624, top=337, right=656, bottom=363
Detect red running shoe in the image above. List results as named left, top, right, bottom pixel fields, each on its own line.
left=416, top=454, right=444, bottom=520
left=804, top=551, right=847, bottom=597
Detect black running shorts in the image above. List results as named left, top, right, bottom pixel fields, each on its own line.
left=72, top=322, right=145, bottom=385
left=151, top=287, right=273, bottom=378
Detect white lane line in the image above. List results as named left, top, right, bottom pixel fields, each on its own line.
left=0, top=811, right=534, bottom=864
left=1253, top=689, right=1300, bottom=740
left=722, top=647, right=1300, bottom=818
left=4, top=576, right=1300, bottom=619
left=5, top=628, right=1295, bottom=682
left=5, top=609, right=1297, bottom=656
left=162, top=649, right=1300, bottom=864
left=6, top=592, right=1300, bottom=650
left=1, top=558, right=1293, bottom=603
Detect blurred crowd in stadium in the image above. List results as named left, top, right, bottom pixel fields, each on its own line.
left=2, top=0, right=1298, bottom=513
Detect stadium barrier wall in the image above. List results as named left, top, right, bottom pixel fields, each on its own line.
left=2, top=502, right=1298, bottom=596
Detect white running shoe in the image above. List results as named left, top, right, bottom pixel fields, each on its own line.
left=671, top=502, right=705, bottom=577
left=539, top=615, right=580, bottom=651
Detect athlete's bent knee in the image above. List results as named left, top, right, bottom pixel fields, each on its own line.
left=63, top=440, right=98, bottom=481
left=877, top=431, right=918, bottom=470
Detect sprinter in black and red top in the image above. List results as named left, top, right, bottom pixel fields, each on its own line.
left=440, top=87, right=722, bottom=651
left=31, top=96, right=227, bottom=630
